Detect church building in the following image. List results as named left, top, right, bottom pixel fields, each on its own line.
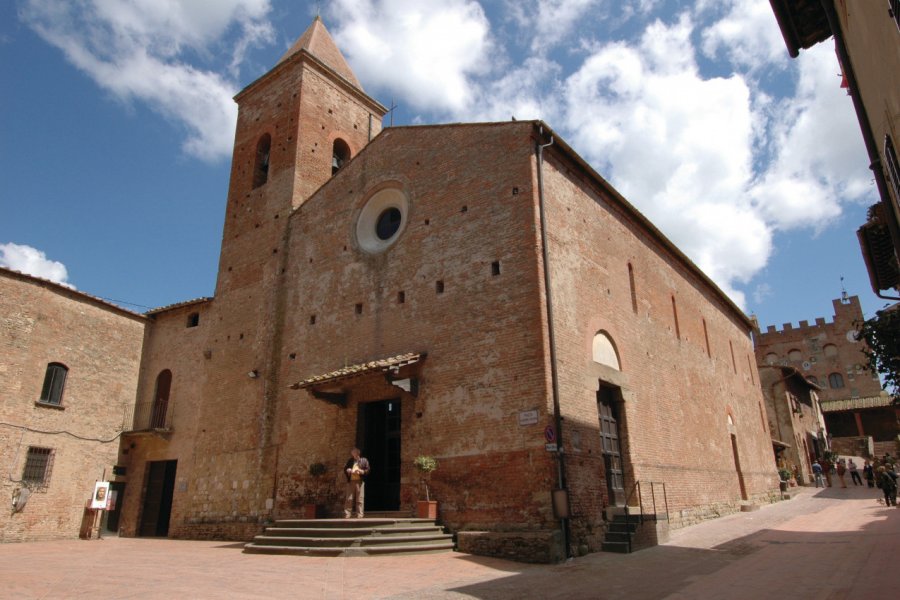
left=2, top=18, right=778, bottom=561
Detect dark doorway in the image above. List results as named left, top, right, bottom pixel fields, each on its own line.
left=358, top=399, right=401, bottom=511
left=103, top=482, right=126, bottom=534
left=139, top=460, right=177, bottom=536
left=597, top=386, right=625, bottom=506
left=730, top=434, right=748, bottom=500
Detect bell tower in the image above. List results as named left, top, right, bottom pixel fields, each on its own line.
left=186, top=18, right=386, bottom=530
left=216, top=16, right=387, bottom=299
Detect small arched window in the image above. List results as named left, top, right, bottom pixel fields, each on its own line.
left=828, top=372, right=845, bottom=389
left=332, top=138, right=350, bottom=175
left=787, top=349, right=802, bottom=362
left=765, top=352, right=779, bottom=365
left=39, top=363, right=68, bottom=405
left=592, top=331, right=621, bottom=370
left=151, top=369, right=172, bottom=429
left=823, top=344, right=838, bottom=358
left=253, top=134, right=271, bottom=189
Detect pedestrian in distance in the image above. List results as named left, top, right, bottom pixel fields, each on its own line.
left=812, top=461, right=826, bottom=488
left=863, top=460, right=875, bottom=488
left=877, top=466, right=897, bottom=507
left=836, top=458, right=847, bottom=488
left=848, top=458, right=863, bottom=486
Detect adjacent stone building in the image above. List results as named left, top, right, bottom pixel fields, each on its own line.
left=757, top=365, right=826, bottom=484
left=3, top=18, right=780, bottom=559
left=769, top=0, right=900, bottom=294
left=0, top=267, right=146, bottom=541
left=754, top=295, right=898, bottom=460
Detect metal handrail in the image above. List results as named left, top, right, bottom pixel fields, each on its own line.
left=623, top=480, right=669, bottom=524
left=122, top=400, right=174, bottom=432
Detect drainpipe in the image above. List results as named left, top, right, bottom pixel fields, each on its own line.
left=535, top=124, right=571, bottom=558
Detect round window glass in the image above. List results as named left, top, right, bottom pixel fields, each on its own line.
left=376, top=207, right=402, bottom=240
left=356, top=187, right=409, bottom=254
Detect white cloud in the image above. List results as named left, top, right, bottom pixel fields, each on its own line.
left=561, top=15, right=767, bottom=305
left=700, top=0, right=787, bottom=71
left=328, top=0, right=492, bottom=114
left=20, top=0, right=274, bottom=161
left=0, top=243, right=73, bottom=287
left=749, top=42, right=871, bottom=231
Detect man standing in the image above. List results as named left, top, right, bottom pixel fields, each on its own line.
left=848, top=459, right=863, bottom=486
left=344, top=447, right=370, bottom=518
left=812, top=461, right=825, bottom=488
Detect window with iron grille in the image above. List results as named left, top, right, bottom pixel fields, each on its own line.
left=22, top=447, right=54, bottom=485
left=39, top=363, right=68, bottom=405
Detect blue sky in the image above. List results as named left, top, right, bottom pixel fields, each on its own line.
left=0, top=0, right=888, bottom=330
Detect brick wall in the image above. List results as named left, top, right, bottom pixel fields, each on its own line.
left=540, top=144, right=778, bottom=549
left=0, top=269, right=145, bottom=541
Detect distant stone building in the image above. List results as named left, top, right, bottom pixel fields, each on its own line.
left=769, top=0, right=900, bottom=294
left=754, top=295, right=898, bottom=459
left=0, top=267, right=146, bottom=541
left=757, top=365, right=826, bottom=484
left=2, top=18, right=780, bottom=559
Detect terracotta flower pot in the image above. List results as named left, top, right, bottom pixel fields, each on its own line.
left=416, top=500, right=438, bottom=519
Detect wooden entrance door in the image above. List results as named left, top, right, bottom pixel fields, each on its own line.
left=598, top=387, right=625, bottom=505
left=358, top=399, right=401, bottom=511
left=139, top=460, right=177, bottom=536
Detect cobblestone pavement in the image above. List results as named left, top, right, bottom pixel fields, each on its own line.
left=0, top=485, right=895, bottom=599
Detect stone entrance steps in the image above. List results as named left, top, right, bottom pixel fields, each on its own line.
left=601, top=513, right=669, bottom=554
left=244, top=517, right=454, bottom=557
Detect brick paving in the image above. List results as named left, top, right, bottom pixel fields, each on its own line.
left=0, top=485, right=896, bottom=599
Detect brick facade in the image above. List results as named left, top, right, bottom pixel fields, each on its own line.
left=0, top=268, right=146, bottom=542
left=3, top=19, right=780, bottom=559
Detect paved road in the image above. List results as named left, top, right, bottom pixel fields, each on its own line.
left=0, top=484, right=895, bottom=599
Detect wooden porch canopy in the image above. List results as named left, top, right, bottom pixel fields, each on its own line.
left=288, top=352, right=425, bottom=405
left=819, top=395, right=895, bottom=413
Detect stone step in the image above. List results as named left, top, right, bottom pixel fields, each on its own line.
left=600, top=540, right=630, bottom=553
left=263, top=525, right=445, bottom=538
left=244, top=516, right=454, bottom=557
left=243, top=540, right=455, bottom=557
left=603, top=531, right=632, bottom=544
left=250, top=533, right=453, bottom=548
left=607, top=522, right=638, bottom=534
left=273, top=518, right=434, bottom=529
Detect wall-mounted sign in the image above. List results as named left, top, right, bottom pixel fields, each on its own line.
left=544, top=425, right=556, bottom=443
left=90, top=482, right=110, bottom=510
left=518, top=410, right=539, bottom=426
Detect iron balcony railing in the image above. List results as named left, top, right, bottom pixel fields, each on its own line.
left=123, top=400, right=173, bottom=432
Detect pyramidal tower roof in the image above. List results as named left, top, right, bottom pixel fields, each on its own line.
left=277, top=16, right=362, bottom=89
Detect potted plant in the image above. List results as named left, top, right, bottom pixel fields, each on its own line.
left=303, top=461, right=328, bottom=519
left=413, top=455, right=438, bottom=519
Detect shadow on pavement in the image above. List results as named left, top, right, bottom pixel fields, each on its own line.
left=446, top=501, right=900, bottom=600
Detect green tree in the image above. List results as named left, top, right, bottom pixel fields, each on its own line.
left=856, top=304, right=900, bottom=399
